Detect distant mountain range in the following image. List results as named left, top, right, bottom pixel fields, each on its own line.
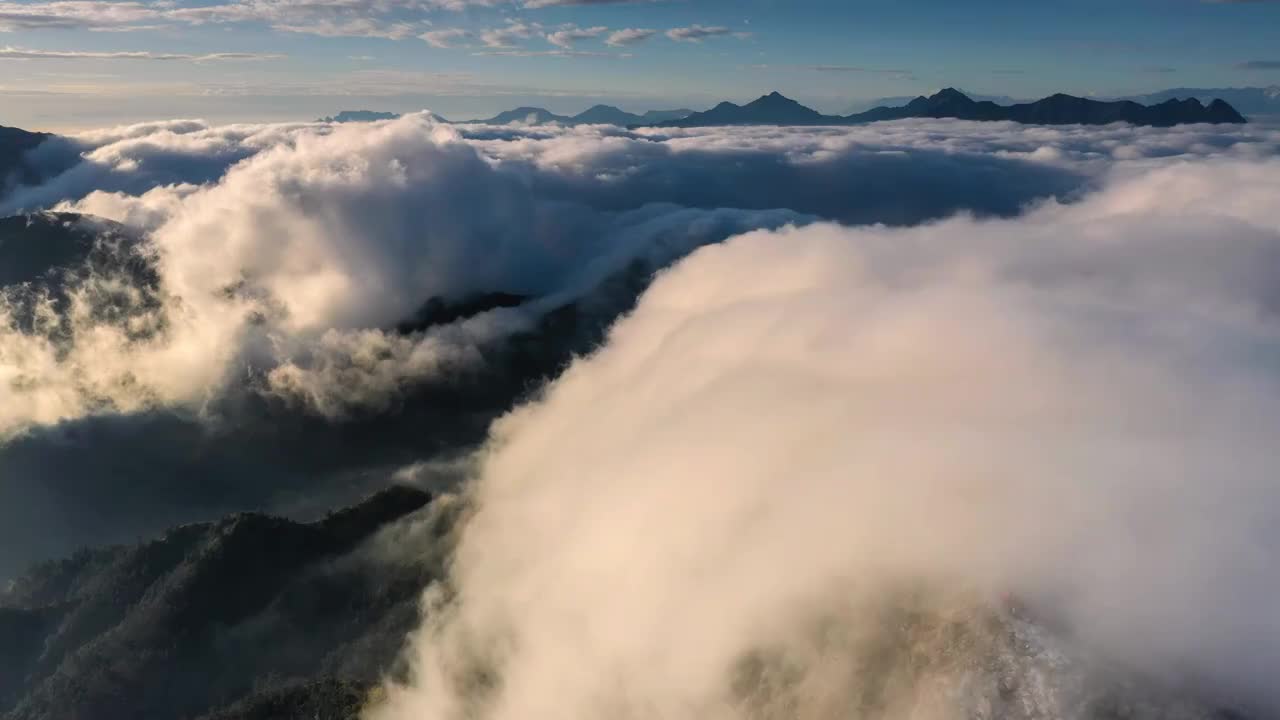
left=318, top=105, right=692, bottom=127
left=657, top=88, right=1246, bottom=128
left=477, top=104, right=694, bottom=126
left=844, top=90, right=1023, bottom=115
left=321, top=88, right=1248, bottom=132
left=850, top=86, right=1279, bottom=119
left=1116, top=86, right=1280, bottom=117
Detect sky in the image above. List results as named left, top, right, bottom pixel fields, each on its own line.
left=0, top=0, right=1278, bottom=130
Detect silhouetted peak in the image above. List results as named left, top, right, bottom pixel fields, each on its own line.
left=1205, top=98, right=1248, bottom=123
left=931, top=88, right=971, bottom=102
left=750, top=91, right=802, bottom=106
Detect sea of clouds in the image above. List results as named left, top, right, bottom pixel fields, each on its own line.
left=4, top=113, right=1280, bottom=716
left=0, top=114, right=1106, bottom=571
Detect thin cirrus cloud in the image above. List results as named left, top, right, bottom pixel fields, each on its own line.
left=470, top=21, right=743, bottom=53
left=0, top=0, right=433, bottom=36
left=269, top=18, right=420, bottom=39
left=665, top=24, right=737, bottom=42
left=420, top=27, right=472, bottom=48
left=605, top=27, right=656, bottom=46
left=519, top=0, right=662, bottom=5
left=477, top=21, right=541, bottom=48
left=422, top=21, right=658, bottom=53
left=0, top=0, right=751, bottom=50
left=473, top=48, right=615, bottom=57
left=0, top=1, right=161, bottom=31
left=810, top=64, right=915, bottom=79
left=420, top=24, right=600, bottom=51
left=0, top=0, right=681, bottom=36
left=546, top=25, right=608, bottom=48
left=0, top=46, right=283, bottom=61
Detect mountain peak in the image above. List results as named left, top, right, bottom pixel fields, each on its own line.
left=752, top=91, right=800, bottom=105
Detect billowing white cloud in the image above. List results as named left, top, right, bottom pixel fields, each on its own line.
left=2, top=116, right=1278, bottom=439
left=0, top=115, right=813, bottom=434
left=3, top=116, right=1280, bottom=600
left=372, top=151, right=1280, bottom=720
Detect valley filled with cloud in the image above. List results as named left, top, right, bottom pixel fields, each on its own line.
left=4, top=113, right=1280, bottom=718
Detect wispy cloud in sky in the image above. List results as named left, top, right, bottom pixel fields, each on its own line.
left=0, top=45, right=283, bottom=61
left=546, top=24, right=608, bottom=49
left=605, top=28, right=656, bottom=46
left=665, top=24, right=733, bottom=42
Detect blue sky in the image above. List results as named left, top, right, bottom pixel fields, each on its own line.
left=1, top=0, right=1278, bottom=129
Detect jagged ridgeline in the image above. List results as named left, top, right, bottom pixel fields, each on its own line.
left=319, top=88, right=1248, bottom=130
left=655, top=88, right=1248, bottom=128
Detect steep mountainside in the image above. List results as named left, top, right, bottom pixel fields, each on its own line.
left=0, top=126, right=56, bottom=195
left=0, top=486, right=447, bottom=720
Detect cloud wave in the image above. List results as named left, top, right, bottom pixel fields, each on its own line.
left=2, top=112, right=1278, bottom=614
left=373, top=151, right=1280, bottom=720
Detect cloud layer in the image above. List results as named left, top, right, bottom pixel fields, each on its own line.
left=3, top=117, right=1280, bottom=713
left=374, top=150, right=1280, bottom=720
left=5, top=113, right=1183, bottom=440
